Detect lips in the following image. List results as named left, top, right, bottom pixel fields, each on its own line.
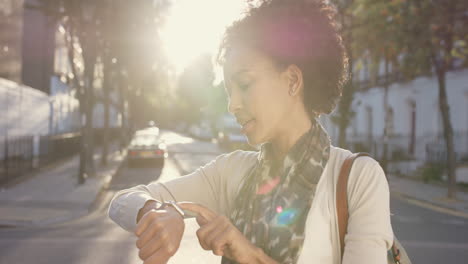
left=235, top=115, right=253, bottom=127
left=241, top=119, right=254, bottom=127
left=241, top=119, right=255, bottom=134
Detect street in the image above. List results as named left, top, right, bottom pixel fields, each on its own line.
left=0, top=131, right=467, bottom=264
left=391, top=197, right=468, bottom=263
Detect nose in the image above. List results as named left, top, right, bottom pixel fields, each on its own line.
left=228, top=87, right=242, bottom=115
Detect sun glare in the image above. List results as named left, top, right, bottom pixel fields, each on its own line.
left=161, top=0, right=245, bottom=74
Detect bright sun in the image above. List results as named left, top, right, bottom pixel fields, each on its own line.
left=161, top=0, right=245, bottom=74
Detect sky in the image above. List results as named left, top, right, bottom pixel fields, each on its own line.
left=160, top=0, right=246, bottom=76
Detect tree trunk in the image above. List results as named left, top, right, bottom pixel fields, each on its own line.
left=79, top=100, right=87, bottom=184
left=118, top=75, right=127, bottom=153
left=101, top=55, right=111, bottom=165
left=382, top=56, right=390, bottom=174
left=337, top=83, right=352, bottom=148
left=436, top=69, right=457, bottom=199
left=65, top=26, right=87, bottom=184
left=337, top=14, right=354, bottom=149
left=83, top=49, right=96, bottom=177
left=432, top=0, right=457, bottom=199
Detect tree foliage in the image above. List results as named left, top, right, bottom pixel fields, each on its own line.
left=31, top=0, right=171, bottom=182
left=351, top=0, right=467, bottom=198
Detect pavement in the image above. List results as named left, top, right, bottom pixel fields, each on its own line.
left=0, top=143, right=124, bottom=228
left=388, top=174, right=468, bottom=219
left=1, top=138, right=468, bottom=228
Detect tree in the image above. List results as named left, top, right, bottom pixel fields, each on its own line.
left=97, top=0, right=170, bottom=164
left=418, top=0, right=468, bottom=199
left=354, top=0, right=468, bottom=198
left=329, top=0, right=356, bottom=149
left=31, top=0, right=102, bottom=183
left=351, top=0, right=410, bottom=171
left=30, top=0, right=171, bottom=181
left=176, top=54, right=216, bottom=125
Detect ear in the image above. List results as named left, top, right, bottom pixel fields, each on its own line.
left=285, top=64, right=303, bottom=96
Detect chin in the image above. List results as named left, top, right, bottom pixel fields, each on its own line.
left=246, top=133, right=265, bottom=147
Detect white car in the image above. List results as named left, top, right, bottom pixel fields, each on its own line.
left=127, top=129, right=167, bottom=167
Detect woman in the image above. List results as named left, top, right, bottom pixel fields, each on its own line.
left=108, top=0, right=394, bottom=263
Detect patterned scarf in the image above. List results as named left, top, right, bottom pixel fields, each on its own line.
left=222, top=119, right=331, bottom=264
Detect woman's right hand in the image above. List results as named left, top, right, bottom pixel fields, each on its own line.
left=134, top=201, right=185, bottom=264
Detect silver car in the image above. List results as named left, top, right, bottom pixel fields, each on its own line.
left=127, top=129, right=167, bottom=167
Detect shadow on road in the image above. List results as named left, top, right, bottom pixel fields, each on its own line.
left=107, top=159, right=163, bottom=191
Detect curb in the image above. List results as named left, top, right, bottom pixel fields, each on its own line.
left=391, top=191, right=468, bottom=219
left=389, top=174, right=468, bottom=194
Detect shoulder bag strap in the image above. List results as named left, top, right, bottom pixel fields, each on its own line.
left=337, top=152, right=370, bottom=259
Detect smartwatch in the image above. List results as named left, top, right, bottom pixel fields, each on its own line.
left=161, top=200, right=185, bottom=218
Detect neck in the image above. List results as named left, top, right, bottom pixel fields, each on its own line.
left=270, top=114, right=313, bottom=163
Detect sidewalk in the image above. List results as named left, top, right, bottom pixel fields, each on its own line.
left=0, top=144, right=125, bottom=228
left=388, top=174, right=468, bottom=218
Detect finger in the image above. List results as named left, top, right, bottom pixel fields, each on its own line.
left=196, top=224, right=213, bottom=250
left=178, top=202, right=216, bottom=221
left=138, top=231, right=165, bottom=261
left=196, top=214, right=209, bottom=226
left=135, top=209, right=164, bottom=237
left=136, top=218, right=163, bottom=249
left=196, top=216, right=226, bottom=250
left=203, top=216, right=227, bottom=246
left=205, top=219, right=230, bottom=255
left=211, top=232, right=230, bottom=256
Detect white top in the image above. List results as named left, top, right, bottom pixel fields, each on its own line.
left=108, top=146, right=394, bottom=264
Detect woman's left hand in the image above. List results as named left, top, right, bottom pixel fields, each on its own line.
left=178, top=202, right=264, bottom=264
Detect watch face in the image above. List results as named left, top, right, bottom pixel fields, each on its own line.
left=165, top=201, right=185, bottom=217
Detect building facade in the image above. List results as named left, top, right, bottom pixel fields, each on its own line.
left=321, top=68, right=468, bottom=182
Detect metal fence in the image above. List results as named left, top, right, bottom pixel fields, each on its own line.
left=0, top=135, right=34, bottom=184
left=0, top=128, right=124, bottom=185
left=347, top=131, right=468, bottom=164
left=0, top=133, right=81, bottom=185
left=37, top=132, right=81, bottom=167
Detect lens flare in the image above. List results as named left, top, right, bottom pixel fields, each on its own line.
left=256, top=176, right=280, bottom=195
left=276, top=205, right=283, bottom=213
left=272, top=208, right=299, bottom=227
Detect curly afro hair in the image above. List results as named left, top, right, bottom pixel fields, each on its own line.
left=217, top=0, right=348, bottom=117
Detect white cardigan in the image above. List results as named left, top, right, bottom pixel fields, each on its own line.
left=108, top=146, right=394, bottom=264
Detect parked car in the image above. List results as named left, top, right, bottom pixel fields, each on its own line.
left=140, top=126, right=160, bottom=136
left=127, top=129, right=167, bottom=167
left=217, top=114, right=254, bottom=151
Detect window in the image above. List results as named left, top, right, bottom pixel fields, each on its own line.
left=386, top=107, right=394, bottom=137
left=408, top=100, right=416, bottom=155
left=366, top=106, right=373, bottom=139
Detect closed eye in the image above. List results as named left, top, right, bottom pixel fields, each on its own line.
left=239, top=83, right=250, bottom=91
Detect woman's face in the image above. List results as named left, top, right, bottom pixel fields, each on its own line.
left=223, top=47, right=296, bottom=146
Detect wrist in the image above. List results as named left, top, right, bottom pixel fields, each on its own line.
left=136, top=200, right=160, bottom=223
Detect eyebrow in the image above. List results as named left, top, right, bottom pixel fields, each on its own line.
left=230, top=69, right=252, bottom=81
